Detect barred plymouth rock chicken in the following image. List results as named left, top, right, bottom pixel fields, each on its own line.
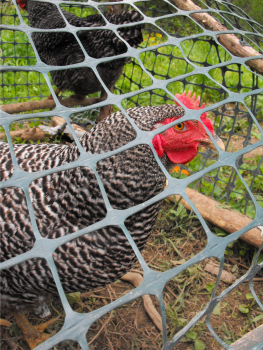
left=17, top=0, right=144, bottom=118
left=0, top=93, right=224, bottom=348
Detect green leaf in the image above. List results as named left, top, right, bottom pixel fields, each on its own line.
left=251, top=131, right=261, bottom=140
left=206, top=283, right=215, bottom=293
left=255, top=252, right=263, bottom=264
left=66, top=292, right=81, bottom=305
left=214, top=227, right=227, bottom=237
left=177, top=318, right=187, bottom=327
left=232, top=264, right=238, bottom=273
left=251, top=314, right=263, bottom=323
left=195, top=339, right=206, bottom=350
left=239, top=305, right=249, bottom=314
left=245, top=293, right=254, bottom=300
left=186, top=331, right=197, bottom=340
left=213, top=302, right=221, bottom=316
left=239, top=249, right=246, bottom=256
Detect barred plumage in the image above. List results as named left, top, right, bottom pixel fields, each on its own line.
left=0, top=104, right=184, bottom=314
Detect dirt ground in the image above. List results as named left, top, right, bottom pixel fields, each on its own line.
left=1, top=201, right=262, bottom=350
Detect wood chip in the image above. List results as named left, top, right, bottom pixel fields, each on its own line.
left=204, top=263, right=235, bottom=284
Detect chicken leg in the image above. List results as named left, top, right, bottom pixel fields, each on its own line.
left=98, top=87, right=113, bottom=122
left=45, top=88, right=61, bottom=100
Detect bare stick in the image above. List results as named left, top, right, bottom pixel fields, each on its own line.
left=0, top=96, right=101, bottom=115
left=0, top=319, right=12, bottom=327
left=170, top=0, right=263, bottom=76
left=167, top=188, right=263, bottom=250
left=121, top=272, right=163, bottom=331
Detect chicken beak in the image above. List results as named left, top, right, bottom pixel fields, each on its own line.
left=198, top=134, right=225, bottom=151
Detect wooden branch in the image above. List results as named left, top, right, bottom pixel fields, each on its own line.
left=120, top=272, right=163, bottom=331
left=220, top=324, right=263, bottom=350
left=167, top=188, right=263, bottom=250
left=0, top=127, right=47, bottom=142
left=0, top=116, right=88, bottom=142
left=0, top=96, right=101, bottom=115
left=169, top=0, right=263, bottom=76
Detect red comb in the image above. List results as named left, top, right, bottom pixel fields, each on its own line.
left=174, top=91, right=205, bottom=110
left=174, top=91, right=214, bottom=133
left=17, top=0, right=26, bottom=10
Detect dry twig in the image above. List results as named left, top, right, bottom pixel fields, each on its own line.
left=0, top=319, right=12, bottom=327
left=120, top=272, right=163, bottom=332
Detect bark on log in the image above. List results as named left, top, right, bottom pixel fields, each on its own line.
left=167, top=188, right=263, bottom=250
left=169, top=0, right=263, bottom=76
left=0, top=96, right=101, bottom=115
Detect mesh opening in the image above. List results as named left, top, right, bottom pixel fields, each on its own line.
left=0, top=1, right=262, bottom=350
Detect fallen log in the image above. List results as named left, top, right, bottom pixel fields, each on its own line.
left=0, top=95, right=101, bottom=115
left=167, top=187, right=263, bottom=250
left=170, top=0, right=263, bottom=76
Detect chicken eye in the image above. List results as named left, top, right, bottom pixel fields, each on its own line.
left=174, top=123, right=186, bottom=131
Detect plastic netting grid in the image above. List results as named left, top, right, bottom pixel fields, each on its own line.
left=0, top=0, right=263, bottom=349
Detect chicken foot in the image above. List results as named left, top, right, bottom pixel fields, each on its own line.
left=14, top=313, right=60, bottom=350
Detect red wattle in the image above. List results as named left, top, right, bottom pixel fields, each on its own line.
left=166, top=145, right=198, bottom=164
left=152, top=134, right=164, bottom=157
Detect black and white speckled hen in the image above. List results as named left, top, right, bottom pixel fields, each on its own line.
left=0, top=93, right=224, bottom=348
left=17, top=0, right=144, bottom=117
